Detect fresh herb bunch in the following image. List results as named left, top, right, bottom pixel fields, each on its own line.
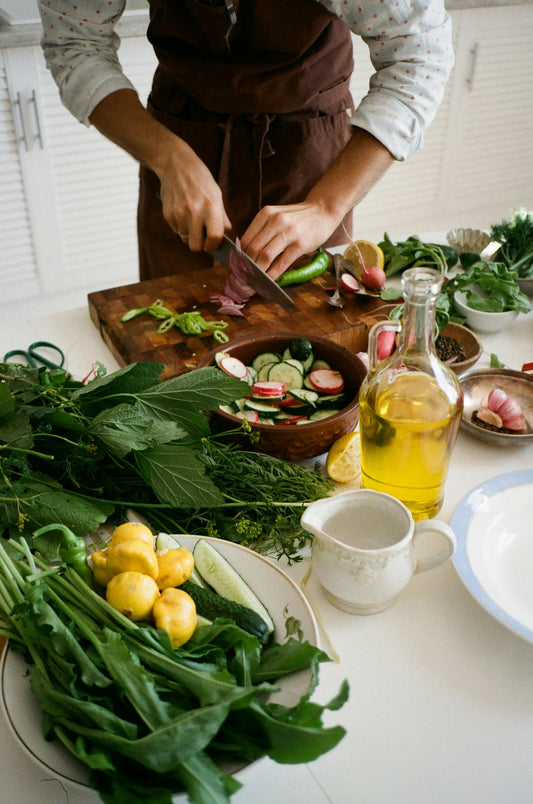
left=490, top=208, right=533, bottom=279
left=379, top=233, right=457, bottom=277
left=443, top=260, right=531, bottom=314
left=0, top=537, right=347, bottom=803
left=0, top=361, right=333, bottom=561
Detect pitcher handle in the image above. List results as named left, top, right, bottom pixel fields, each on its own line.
left=413, top=520, right=456, bottom=575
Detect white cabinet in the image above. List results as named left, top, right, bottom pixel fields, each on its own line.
left=0, top=35, right=157, bottom=308
left=350, top=4, right=533, bottom=242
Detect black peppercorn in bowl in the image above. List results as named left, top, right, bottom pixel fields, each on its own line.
left=436, top=323, right=482, bottom=375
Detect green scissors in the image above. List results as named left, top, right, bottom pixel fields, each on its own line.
left=3, top=340, right=65, bottom=370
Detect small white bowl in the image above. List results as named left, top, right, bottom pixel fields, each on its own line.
left=453, top=291, right=518, bottom=333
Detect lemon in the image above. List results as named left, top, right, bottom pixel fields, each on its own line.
left=326, top=432, right=361, bottom=484
left=343, top=240, right=384, bottom=274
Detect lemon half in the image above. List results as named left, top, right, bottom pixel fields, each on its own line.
left=343, top=240, right=384, bottom=274
left=326, top=431, right=361, bottom=484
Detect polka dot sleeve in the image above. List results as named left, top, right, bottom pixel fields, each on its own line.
left=37, top=0, right=134, bottom=126
left=316, top=0, right=455, bottom=160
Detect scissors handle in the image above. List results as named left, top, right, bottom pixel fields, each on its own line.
left=28, top=341, right=65, bottom=369
left=3, top=341, right=65, bottom=370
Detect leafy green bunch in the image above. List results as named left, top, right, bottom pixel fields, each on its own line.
left=443, top=260, right=531, bottom=314
left=490, top=208, right=533, bottom=279
left=0, top=362, right=333, bottom=561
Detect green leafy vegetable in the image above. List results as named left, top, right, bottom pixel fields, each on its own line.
left=379, top=233, right=455, bottom=277
left=443, top=260, right=531, bottom=314
left=0, top=538, right=347, bottom=804
left=0, top=361, right=333, bottom=561
left=490, top=208, right=533, bottom=278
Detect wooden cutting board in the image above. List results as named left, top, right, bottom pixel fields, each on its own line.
left=88, top=263, right=392, bottom=379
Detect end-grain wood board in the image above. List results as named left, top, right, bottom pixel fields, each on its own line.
left=88, top=263, right=392, bottom=379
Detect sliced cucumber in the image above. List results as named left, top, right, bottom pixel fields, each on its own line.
left=192, top=539, right=275, bottom=637
left=285, top=358, right=305, bottom=374
left=267, top=361, right=304, bottom=391
left=244, top=398, right=280, bottom=416
left=308, top=408, right=342, bottom=420
left=289, top=388, right=319, bottom=406
left=252, top=352, right=281, bottom=372
left=246, top=366, right=258, bottom=385
left=310, top=358, right=331, bottom=371
left=257, top=361, right=279, bottom=381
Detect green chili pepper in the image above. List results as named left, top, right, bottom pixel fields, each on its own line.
left=120, top=306, right=149, bottom=322
left=32, top=524, right=93, bottom=586
left=277, top=248, right=330, bottom=287
left=157, top=315, right=178, bottom=333
left=213, top=329, right=230, bottom=344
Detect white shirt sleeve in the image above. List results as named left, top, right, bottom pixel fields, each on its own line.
left=316, top=0, right=455, bottom=160
left=38, top=0, right=134, bottom=125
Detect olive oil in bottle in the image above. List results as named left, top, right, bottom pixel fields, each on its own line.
left=359, top=268, right=463, bottom=520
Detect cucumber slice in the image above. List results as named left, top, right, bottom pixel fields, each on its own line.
left=285, top=358, right=305, bottom=374
left=267, top=361, right=304, bottom=391
left=288, top=388, right=319, bottom=406
left=246, top=366, right=258, bottom=385
left=252, top=352, right=281, bottom=372
left=193, top=539, right=275, bottom=636
left=244, top=399, right=281, bottom=416
left=310, top=358, right=331, bottom=371
left=257, top=361, right=279, bottom=381
left=308, top=409, right=341, bottom=421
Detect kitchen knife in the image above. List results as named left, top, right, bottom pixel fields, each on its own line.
left=208, top=235, right=296, bottom=311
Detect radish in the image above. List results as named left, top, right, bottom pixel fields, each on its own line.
left=308, top=369, right=345, bottom=394
left=218, top=354, right=248, bottom=379
left=377, top=330, right=396, bottom=361
left=276, top=415, right=308, bottom=425
left=235, top=410, right=260, bottom=423
left=360, top=264, right=386, bottom=291
left=251, top=380, right=285, bottom=397
left=340, top=273, right=360, bottom=292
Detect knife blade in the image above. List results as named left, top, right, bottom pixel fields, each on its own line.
left=208, top=235, right=296, bottom=311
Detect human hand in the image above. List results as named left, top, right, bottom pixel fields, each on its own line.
left=158, top=138, right=231, bottom=253
left=240, top=202, right=340, bottom=280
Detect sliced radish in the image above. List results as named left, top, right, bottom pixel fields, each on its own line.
left=340, top=273, right=360, bottom=292
left=308, top=369, right=345, bottom=394
left=218, top=355, right=248, bottom=379
left=252, top=380, right=285, bottom=397
left=235, top=409, right=260, bottom=423
left=276, top=415, right=309, bottom=425
left=277, top=395, right=306, bottom=407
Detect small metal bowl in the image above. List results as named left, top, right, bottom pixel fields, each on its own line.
left=459, top=368, right=533, bottom=447
left=446, top=228, right=492, bottom=256
left=516, top=276, right=533, bottom=297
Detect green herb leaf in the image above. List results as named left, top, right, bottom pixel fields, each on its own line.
left=90, top=403, right=189, bottom=458
left=135, top=444, right=224, bottom=507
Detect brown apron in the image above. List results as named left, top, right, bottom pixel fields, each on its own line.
left=138, top=0, right=354, bottom=279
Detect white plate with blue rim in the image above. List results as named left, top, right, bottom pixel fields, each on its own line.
left=451, top=469, right=533, bottom=643
left=0, top=536, right=319, bottom=792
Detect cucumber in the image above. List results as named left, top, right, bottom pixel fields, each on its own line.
left=192, top=539, right=275, bottom=637
left=288, top=336, right=313, bottom=362
left=288, top=388, right=319, bottom=406
left=257, top=361, right=278, bottom=381
left=284, top=358, right=305, bottom=374
left=267, top=361, right=304, bottom=391
left=252, top=352, right=281, bottom=372
left=244, top=399, right=280, bottom=416
left=181, top=580, right=271, bottom=643
left=309, top=408, right=342, bottom=420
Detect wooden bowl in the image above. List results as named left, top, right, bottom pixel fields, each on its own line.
left=438, top=322, right=483, bottom=375
left=200, top=333, right=367, bottom=461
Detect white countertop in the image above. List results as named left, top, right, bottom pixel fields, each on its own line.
left=0, top=296, right=532, bottom=803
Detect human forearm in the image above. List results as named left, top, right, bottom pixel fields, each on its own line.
left=89, top=89, right=230, bottom=252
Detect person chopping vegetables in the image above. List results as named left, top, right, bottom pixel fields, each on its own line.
left=38, top=0, right=453, bottom=283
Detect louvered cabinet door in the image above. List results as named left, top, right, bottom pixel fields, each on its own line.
left=33, top=35, right=158, bottom=295
left=1, top=36, right=157, bottom=305
left=0, top=48, right=41, bottom=305
left=442, top=5, right=533, bottom=229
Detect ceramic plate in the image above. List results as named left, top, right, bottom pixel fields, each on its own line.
left=459, top=369, right=533, bottom=446
left=451, top=470, right=533, bottom=643
left=1, top=536, right=319, bottom=792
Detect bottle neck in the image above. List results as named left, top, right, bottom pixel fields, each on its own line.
left=400, top=293, right=438, bottom=357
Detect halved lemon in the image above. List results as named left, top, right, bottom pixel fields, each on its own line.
left=325, top=431, right=361, bottom=484
left=343, top=240, right=384, bottom=274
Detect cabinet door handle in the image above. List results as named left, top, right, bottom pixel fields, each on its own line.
left=13, top=92, right=30, bottom=151
left=466, top=42, right=479, bottom=91
left=30, top=90, right=44, bottom=149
